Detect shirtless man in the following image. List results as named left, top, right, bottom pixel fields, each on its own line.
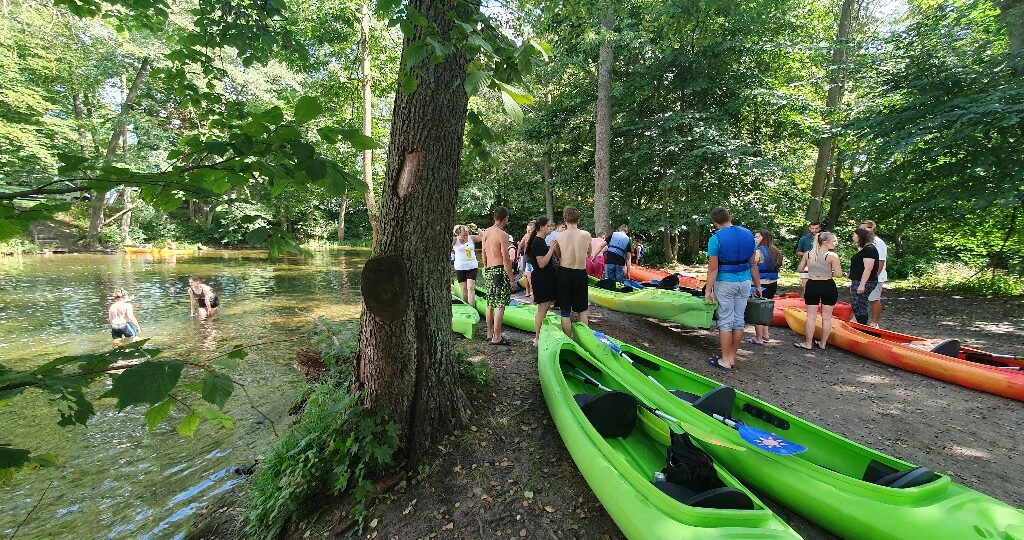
left=550, top=206, right=592, bottom=339
left=108, top=289, right=141, bottom=341
left=480, top=207, right=515, bottom=345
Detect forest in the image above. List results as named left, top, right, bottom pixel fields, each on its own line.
left=1, top=0, right=1023, bottom=537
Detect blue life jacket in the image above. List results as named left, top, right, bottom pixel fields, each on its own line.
left=606, top=232, right=630, bottom=259
left=715, top=226, right=756, bottom=274
left=757, top=246, right=780, bottom=280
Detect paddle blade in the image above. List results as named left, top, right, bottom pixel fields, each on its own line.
left=592, top=330, right=623, bottom=353
left=737, top=424, right=806, bottom=455
left=626, top=279, right=645, bottom=289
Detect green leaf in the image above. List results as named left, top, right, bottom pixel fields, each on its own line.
left=500, top=91, right=524, bottom=123
left=337, top=129, right=380, bottom=150
left=0, top=220, right=25, bottom=242
left=496, top=81, right=534, bottom=106
left=102, top=361, right=184, bottom=410
left=227, top=348, right=249, bottom=361
left=177, top=413, right=201, bottom=437
left=294, top=96, right=324, bottom=125
left=201, top=372, right=233, bottom=408
left=261, top=106, right=285, bottom=125
left=403, top=41, right=430, bottom=70
left=464, top=70, right=491, bottom=97
left=200, top=406, right=234, bottom=429
left=211, top=357, right=238, bottom=370
left=401, top=74, right=418, bottom=95
left=145, top=399, right=173, bottom=431
left=530, top=40, right=552, bottom=61
left=0, top=445, right=31, bottom=469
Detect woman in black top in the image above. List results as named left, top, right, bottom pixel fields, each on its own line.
left=849, top=228, right=879, bottom=324
left=526, top=216, right=557, bottom=347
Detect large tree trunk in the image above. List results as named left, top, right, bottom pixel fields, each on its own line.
left=805, top=0, right=855, bottom=222
left=87, top=58, right=152, bottom=248
left=1001, top=0, right=1024, bottom=75
left=663, top=229, right=677, bottom=265
left=542, top=150, right=554, bottom=222
left=593, top=11, right=615, bottom=237
left=119, top=75, right=132, bottom=244
left=361, top=1, right=380, bottom=238
left=823, top=154, right=850, bottom=231
left=337, top=195, right=349, bottom=242
left=356, top=0, right=470, bottom=464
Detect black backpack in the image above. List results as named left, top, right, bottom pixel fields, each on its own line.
left=662, top=431, right=723, bottom=493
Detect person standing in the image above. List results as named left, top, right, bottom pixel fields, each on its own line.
left=795, top=232, right=843, bottom=350
left=603, top=224, right=633, bottom=284
left=550, top=207, right=593, bottom=339
left=526, top=217, right=557, bottom=347
left=705, top=207, right=761, bottom=371
left=108, top=289, right=141, bottom=340
left=481, top=207, right=515, bottom=345
left=795, top=221, right=821, bottom=284
left=750, top=229, right=783, bottom=345
left=849, top=228, right=879, bottom=325
left=188, top=276, right=220, bottom=318
left=860, top=220, right=887, bottom=328
left=585, top=236, right=607, bottom=279
left=452, top=225, right=482, bottom=306
left=518, top=222, right=535, bottom=297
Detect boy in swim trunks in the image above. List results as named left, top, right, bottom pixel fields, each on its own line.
left=108, top=289, right=141, bottom=340
left=549, top=206, right=592, bottom=339
left=480, top=207, right=515, bottom=345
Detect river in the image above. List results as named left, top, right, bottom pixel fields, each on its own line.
left=0, top=249, right=367, bottom=539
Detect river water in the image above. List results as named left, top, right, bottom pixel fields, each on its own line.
left=0, top=250, right=367, bottom=539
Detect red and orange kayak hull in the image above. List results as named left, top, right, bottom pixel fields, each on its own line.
left=772, top=292, right=853, bottom=326
left=627, top=265, right=705, bottom=291
left=783, top=307, right=1024, bottom=401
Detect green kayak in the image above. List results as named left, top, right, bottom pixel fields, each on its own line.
left=451, top=294, right=480, bottom=339
left=588, top=277, right=717, bottom=329
left=454, top=282, right=560, bottom=333
left=538, top=324, right=801, bottom=539
left=573, top=327, right=1024, bottom=540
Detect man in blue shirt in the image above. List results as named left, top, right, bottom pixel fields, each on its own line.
left=603, top=224, right=632, bottom=284
left=705, top=207, right=761, bottom=371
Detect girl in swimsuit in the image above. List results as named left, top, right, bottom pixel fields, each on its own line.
left=188, top=276, right=220, bottom=319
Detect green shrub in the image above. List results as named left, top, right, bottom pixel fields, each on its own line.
left=909, top=263, right=1024, bottom=296
left=0, top=238, right=39, bottom=255
left=457, top=350, right=494, bottom=387
left=245, top=382, right=399, bottom=538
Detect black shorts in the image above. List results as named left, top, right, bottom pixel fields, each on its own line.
left=804, top=279, right=838, bottom=306
left=532, top=267, right=556, bottom=304
left=199, top=295, right=220, bottom=309
left=760, top=282, right=778, bottom=299
left=455, top=268, right=478, bottom=283
left=111, top=323, right=137, bottom=339
left=556, top=268, right=589, bottom=315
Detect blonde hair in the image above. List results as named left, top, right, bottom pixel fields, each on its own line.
left=453, top=225, right=468, bottom=236
left=808, top=231, right=837, bottom=266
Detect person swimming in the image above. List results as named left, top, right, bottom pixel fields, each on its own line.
left=108, top=289, right=141, bottom=340
left=188, top=276, right=220, bottom=318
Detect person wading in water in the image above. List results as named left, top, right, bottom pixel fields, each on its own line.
left=188, top=276, right=220, bottom=319
left=108, top=289, right=141, bottom=340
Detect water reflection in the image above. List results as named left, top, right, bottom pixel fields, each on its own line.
left=0, top=249, right=367, bottom=539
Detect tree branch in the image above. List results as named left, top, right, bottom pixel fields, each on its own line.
left=102, top=205, right=133, bottom=226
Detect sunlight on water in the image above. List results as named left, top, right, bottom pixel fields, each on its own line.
left=0, top=250, right=367, bottom=539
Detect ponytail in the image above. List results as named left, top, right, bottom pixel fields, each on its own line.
left=526, top=216, right=549, bottom=259
left=809, top=231, right=836, bottom=266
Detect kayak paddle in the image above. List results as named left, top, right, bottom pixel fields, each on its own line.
left=567, top=369, right=746, bottom=451
left=591, top=330, right=807, bottom=456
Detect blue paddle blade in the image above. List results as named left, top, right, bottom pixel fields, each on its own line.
left=592, top=330, right=623, bottom=353
left=509, top=299, right=522, bottom=306
left=626, top=279, right=645, bottom=289
left=650, top=279, right=661, bottom=285
left=737, top=424, right=806, bottom=455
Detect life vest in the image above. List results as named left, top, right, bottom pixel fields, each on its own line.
left=757, top=246, right=780, bottom=280
left=606, top=232, right=630, bottom=259
left=715, top=226, right=755, bottom=274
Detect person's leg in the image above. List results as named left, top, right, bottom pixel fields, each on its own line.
left=800, top=304, right=819, bottom=349
left=578, top=310, right=589, bottom=327
left=820, top=305, right=835, bottom=349
left=850, top=280, right=870, bottom=324
left=526, top=272, right=533, bottom=297
left=485, top=306, right=493, bottom=340
left=753, top=324, right=766, bottom=344
left=467, top=279, right=476, bottom=306
left=492, top=307, right=505, bottom=343
left=198, top=307, right=208, bottom=319
left=711, top=281, right=738, bottom=367
left=561, top=311, right=573, bottom=338
left=533, top=302, right=549, bottom=347
left=724, top=283, right=748, bottom=367
left=869, top=282, right=883, bottom=327
left=614, top=264, right=626, bottom=284
left=729, top=328, right=744, bottom=364
left=460, top=280, right=469, bottom=303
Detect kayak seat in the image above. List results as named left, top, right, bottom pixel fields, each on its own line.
left=671, top=386, right=736, bottom=419
left=574, top=391, right=637, bottom=438
left=654, top=482, right=755, bottom=510
left=873, top=466, right=938, bottom=489
left=930, top=339, right=961, bottom=358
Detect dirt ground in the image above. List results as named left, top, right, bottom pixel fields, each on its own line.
left=361, top=288, right=1023, bottom=540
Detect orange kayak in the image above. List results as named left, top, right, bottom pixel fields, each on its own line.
left=628, top=265, right=705, bottom=291
left=783, top=308, right=1024, bottom=401
left=771, top=292, right=853, bottom=326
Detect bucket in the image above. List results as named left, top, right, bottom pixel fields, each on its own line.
left=744, top=297, right=775, bottom=325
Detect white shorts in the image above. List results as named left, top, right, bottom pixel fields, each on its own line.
left=868, top=282, right=884, bottom=302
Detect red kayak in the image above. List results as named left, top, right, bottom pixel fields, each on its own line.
left=771, top=292, right=853, bottom=326
left=784, top=308, right=1024, bottom=401
left=628, top=265, right=705, bottom=291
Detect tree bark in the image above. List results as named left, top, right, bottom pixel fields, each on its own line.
left=357, top=0, right=471, bottom=465
left=823, top=154, right=850, bottom=231
left=805, top=0, right=855, bottom=222
left=338, top=195, right=349, bottom=242
left=1000, top=0, right=1024, bottom=75
left=542, top=150, right=554, bottom=222
left=361, top=1, right=380, bottom=237
left=87, top=58, right=152, bottom=248
left=663, top=229, right=676, bottom=265
left=120, top=75, right=132, bottom=244
left=593, top=11, right=615, bottom=237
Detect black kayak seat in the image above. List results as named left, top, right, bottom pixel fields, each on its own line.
left=670, top=386, right=736, bottom=419
left=930, top=339, right=961, bottom=358
left=574, top=391, right=638, bottom=438
left=873, top=466, right=938, bottom=489
left=655, top=482, right=755, bottom=510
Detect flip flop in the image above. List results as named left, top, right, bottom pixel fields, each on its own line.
left=707, top=356, right=732, bottom=371
left=746, top=337, right=766, bottom=346
left=793, top=342, right=814, bottom=350
left=490, top=338, right=510, bottom=346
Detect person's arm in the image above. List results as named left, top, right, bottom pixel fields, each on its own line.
left=470, top=234, right=483, bottom=243
left=126, top=304, right=141, bottom=332
left=705, top=256, right=718, bottom=303
left=535, top=242, right=554, bottom=268
left=829, top=253, right=843, bottom=277
left=500, top=234, right=514, bottom=283
left=749, top=251, right=762, bottom=297
left=858, top=258, right=875, bottom=294
left=796, top=252, right=809, bottom=273
left=625, top=242, right=632, bottom=271
left=188, top=289, right=196, bottom=316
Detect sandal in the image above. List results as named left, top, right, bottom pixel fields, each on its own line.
left=793, top=342, right=814, bottom=350
left=746, top=337, right=766, bottom=346
left=707, top=356, right=732, bottom=371
left=490, top=338, right=510, bottom=346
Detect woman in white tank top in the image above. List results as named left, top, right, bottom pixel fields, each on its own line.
left=453, top=225, right=482, bottom=306
left=795, top=232, right=843, bottom=351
